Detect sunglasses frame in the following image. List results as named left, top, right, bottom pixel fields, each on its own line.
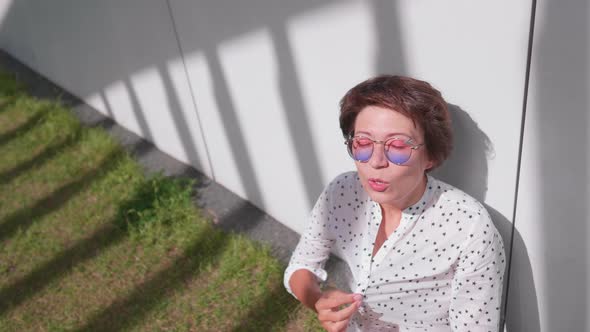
left=344, top=134, right=424, bottom=165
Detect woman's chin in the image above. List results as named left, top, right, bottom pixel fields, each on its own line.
left=366, top=190, right=398, bottom=205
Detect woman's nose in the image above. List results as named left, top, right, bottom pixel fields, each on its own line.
left=369, top=143, right=388, bottom=168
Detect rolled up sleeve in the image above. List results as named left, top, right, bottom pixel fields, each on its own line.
left=284, top=183, right=336, bottom=299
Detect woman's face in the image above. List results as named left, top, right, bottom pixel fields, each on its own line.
left=353, top=105, right=433, bottom=209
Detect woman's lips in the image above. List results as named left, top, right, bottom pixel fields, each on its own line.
left=368, top=178, right=389, bottom=192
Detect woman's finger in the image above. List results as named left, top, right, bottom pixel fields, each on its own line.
left=316, top=292, right=360, bottom=310
left=319, top=300, right=360, bottom=322
left=332, top=300, right=361, bottom=321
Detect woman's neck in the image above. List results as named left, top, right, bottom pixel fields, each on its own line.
left=380, top=174, right=428, bottom=216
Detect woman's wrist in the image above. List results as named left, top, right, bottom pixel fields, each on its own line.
left=289, top=269, right=322, bottom=311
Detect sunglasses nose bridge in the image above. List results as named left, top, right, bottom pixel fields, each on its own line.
left=368, top=140, right=389, bottom=166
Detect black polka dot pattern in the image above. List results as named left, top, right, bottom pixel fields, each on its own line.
left=284, top=172, right=506, bottom=331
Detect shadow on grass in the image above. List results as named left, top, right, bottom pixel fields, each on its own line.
left=0, top=142, right=297, bottom=331
left=74, top=224, right=230, bottom=331
left=75, top=199, right=297, bottom=331
left=0, top=223, right=125, bottom=315
left=0, top=95, right=21, bottom=113
left=0, top=163, right=188, bottom=316
left=0, top=111, right=45, bottom=147
left=0, top=130, right=82, bottom=186
left=74, top=197, right=259, bottom=331
left=0, top=149, right=125, bottom=244
left=203, top=200, right=301, bottom=331
left=0, top=164, right=197, bottom=318
left=230, top=277, right=299, bottom=332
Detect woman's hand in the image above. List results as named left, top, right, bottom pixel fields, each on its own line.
left=314, top=289, right=362, bottom=332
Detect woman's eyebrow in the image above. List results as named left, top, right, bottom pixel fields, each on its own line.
left=355, top=130, right=414, bottom=138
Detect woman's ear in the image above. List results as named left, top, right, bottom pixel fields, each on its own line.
left=425, top=159, right=434, bottom=171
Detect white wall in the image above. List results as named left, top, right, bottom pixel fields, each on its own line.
left=0, top=0, right=554, bottom=329
left=0, top=0, right=213, bottom=178
left=508, top=0, right=590, bottom=331
left=165, top=0, right=531, bottom=233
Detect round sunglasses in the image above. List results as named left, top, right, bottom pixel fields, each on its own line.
left=345, top=135, right=424, bottom=165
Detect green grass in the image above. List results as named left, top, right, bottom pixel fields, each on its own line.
left=0, top=71, right=321, bottom=331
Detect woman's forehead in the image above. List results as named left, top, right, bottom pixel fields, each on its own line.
left=354, top=105, right=423, bottom=138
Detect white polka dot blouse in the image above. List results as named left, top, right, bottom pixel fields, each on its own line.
left=284, top=171, right=506, bottom=332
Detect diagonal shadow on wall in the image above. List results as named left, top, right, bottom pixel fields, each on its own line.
left=158, top=64, right=205, bottom=172
left=268, top=23, right=324, bottom=208
left=123, top=78, right=155, bottom=142
left=166, top=0, right=347, bottom=211
left=202, top=49, right=266, bottom=206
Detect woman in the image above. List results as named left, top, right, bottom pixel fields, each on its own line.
left=284, top=75, right=505, bottom=332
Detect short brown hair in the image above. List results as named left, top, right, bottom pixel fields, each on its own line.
left=339, top=75, right=453, bottom=170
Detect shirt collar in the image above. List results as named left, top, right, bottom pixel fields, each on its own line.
left=401, top=174, right=436, bottom=219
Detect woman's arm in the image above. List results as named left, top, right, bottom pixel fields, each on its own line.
left=289, top=269, right=361, bottom=332
left=449, top=213, right=506, bottom=331
left=283, top=179, right=335, bottom=298
left=289, top=269, right=322, bottom=311
left=284, top=174, right=362, bottom=331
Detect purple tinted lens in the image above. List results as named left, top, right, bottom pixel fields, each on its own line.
left=385, top=138, right=412, bottom=165
left=353, top=145, right=372, bottom=161
left=386, top=150, right=411, bottom=165
left=349, top=139, right=373, bottom=162
left=348, top=137, right=413, bottom=164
